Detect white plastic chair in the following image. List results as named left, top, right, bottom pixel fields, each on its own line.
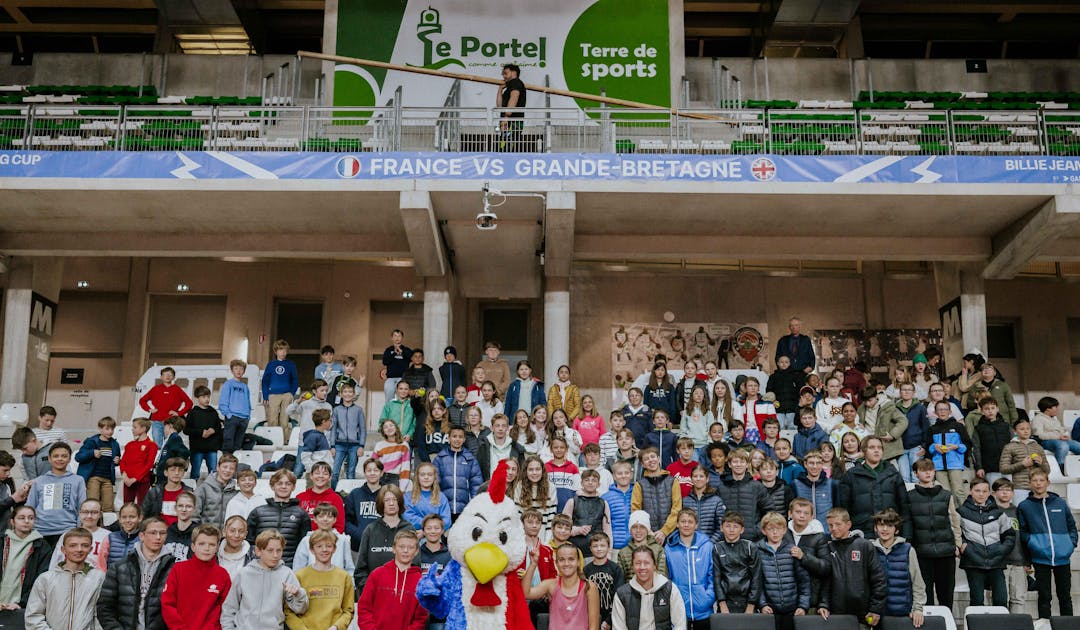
left=254, top=479, right=273, bottom=498
left=964, top=606, right=1010, bottom=628
left=1066, top=455, right=1080, bottom=479
left=234, top=450, right=264, bottom=471
left=269, top=450, right=293, bottom=464
left=1044, top=455, right=1074, bottom=483
left=1067, top=484, right=1080, bottom=511
left=923, top=605, right=958, bottom=630
left=287, top=429, right=300, bottom=448
left=292, top=479, right=307, bottom=496
left=113, top=426, right=134, bottom=449
left=103, top=513, right=118, bottom=527
left=254, top=426, right=284, bottom=447
left=335, top=479, right=364, bottom=495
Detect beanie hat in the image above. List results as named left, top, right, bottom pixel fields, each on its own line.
left=628, top=511, right=651, bottom=531
left=444, top=346, right=458, bottom=357
left=912, top=353, right=927, bottom=365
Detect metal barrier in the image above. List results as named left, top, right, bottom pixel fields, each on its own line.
left=3, top=104, right=1080, bottom=156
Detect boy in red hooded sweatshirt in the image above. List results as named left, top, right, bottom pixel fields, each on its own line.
left=161, top=524, right=232, bottom=630
left=357, top=528, right=427, bottom=630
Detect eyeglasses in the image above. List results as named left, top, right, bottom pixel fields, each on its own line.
left=79, top=510, right=101, bottom=515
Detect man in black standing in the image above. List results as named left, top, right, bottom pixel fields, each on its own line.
left=775, top=316, right=817, bottom=374
left=498, top=63, right=526, bottom=151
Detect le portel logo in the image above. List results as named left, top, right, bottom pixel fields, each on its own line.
left=412, top=6, right=547, bottom=70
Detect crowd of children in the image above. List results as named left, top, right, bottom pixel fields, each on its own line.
left=5, top=331, right=1080, bottom=630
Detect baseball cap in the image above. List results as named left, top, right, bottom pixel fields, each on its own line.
left=799, top=386, right=815, bottom=397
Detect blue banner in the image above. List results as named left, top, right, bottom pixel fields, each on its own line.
left=0, top=150, right=1078, bottom=184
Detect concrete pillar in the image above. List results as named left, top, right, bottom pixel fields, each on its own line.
left=423, top=280, right=452, bottom=393
left=117, top=258, right=150, bottom=421
left=1, top=257, right=63, bottom=414
left=861, top=261, right=886, bottom=329
left=544, top=277, right=570, bottom=388
left=934, top=262, right=988, bottom=374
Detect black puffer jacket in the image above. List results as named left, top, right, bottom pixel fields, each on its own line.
left=821, top=532, right=886, bottom=616
left=757, top=538, right=811, bottom=613
left=907, top=484, right=958, bottom=558
left=716, top=474, right=770, bottom=540
left=973, top=415, right=1013, bottom=474
left=245, top=498, right=311, bottom=565
left=838, top=463, right=910, bottom=538
left=96, top=545, right=175, bottom=630
left=712, top=537, right=762, bottom=607
left=784, top=522, right=831, bottom=609
left=761, top=479, right=796, bottom=515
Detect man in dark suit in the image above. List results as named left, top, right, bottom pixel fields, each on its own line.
left=775, top=317, right=816, bottom=374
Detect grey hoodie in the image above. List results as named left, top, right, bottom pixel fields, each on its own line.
left=612, top=572, right=687, bottom=630
left=220, top=560, right=308, bottom=630
left=134, top=543, right=165, bottom=630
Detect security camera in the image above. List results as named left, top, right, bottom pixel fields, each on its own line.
left=475, top=211, right=498, bottom=230
left=476, top=184, right=498, bottom=230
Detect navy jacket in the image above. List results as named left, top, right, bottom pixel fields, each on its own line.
left=75, top=435, right=119, bottom=482
left=621, top=405, right=653, bottom=448
left=775, top=334, right=816, bottom=372
left=1018, top=491, right=1078, bottom=566
left=344, top=484, right=380, bottom=551
left=438, top=362, right=466, bottom=399
left=757, top=538, right=811, bottom=613
left=504, top=378, right=547, bottom=420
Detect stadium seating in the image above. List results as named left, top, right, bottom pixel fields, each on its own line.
left=711, top=613, right=777, bottom=630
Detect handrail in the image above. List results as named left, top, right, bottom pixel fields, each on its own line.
left=0, top=104, right=1076, bottom=156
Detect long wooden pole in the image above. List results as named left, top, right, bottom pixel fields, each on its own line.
left=297, top=50, right=728, bottom=122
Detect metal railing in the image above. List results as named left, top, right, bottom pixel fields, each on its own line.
left=1, top=104, right=1079, bottom=155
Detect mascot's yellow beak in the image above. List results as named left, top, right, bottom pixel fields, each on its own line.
left=464, top=542, right=509, bottom=584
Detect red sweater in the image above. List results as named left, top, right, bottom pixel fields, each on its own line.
left=356, top=561, right=427, bottom=630
left=296, top=487, right=346, bottom=532
left=161, top=556, right=231, bottom=630
left=139, top=384, right=193, bottom=421
left=119, top=436, right=158, bottom=482
left=666, top=460, right=697, bottom=497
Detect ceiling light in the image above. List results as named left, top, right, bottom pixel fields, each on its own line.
left=176, top=283, right=190, bottom=292
left=76, top=280, right=89, bottom=288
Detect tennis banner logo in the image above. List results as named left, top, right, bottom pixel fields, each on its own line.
left=335, top=156, right=361, bottom=178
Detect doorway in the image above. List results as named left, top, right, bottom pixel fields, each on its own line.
left=480, top=304, right=531, bottom=368
left=273, top=300, right=324, bottom=383
left=368, top=301, right=424, bottom=420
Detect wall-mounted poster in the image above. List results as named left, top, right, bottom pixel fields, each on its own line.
left=812, top=328, right=942, bottom=376
left=611, top=322, right=770, bottom=402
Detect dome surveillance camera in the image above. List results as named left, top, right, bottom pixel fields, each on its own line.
left=475, top=211, right=498, bottom=230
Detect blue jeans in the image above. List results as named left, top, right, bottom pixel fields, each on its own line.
left=190, top=451, right=218, bottom=479
left=899, top=444, right=924, bottom=482
left=777, top=412, right=796, bottom=431
left=222, top=416, right=247, bottom=453
left=150, top=421, right=164, bottom=447
left=331, top=443, right=361, bottom=488
left=1041, top=439, right=1080, bottom=469
left=293, top=443, right=306, bottom=477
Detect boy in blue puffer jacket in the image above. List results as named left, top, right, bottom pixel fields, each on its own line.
left=794, top=408, right=829, bottom=460
left=433, top=427, right=482, bottom=524
left=923, top=400, right=974, bottom=509
left=758, top=511, right=810, bottom=629
left=1018, top=468, right=1078, bottom=619
left=665, top=508, right=716, bottom=626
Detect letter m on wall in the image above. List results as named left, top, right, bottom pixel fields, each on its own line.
left=939, top=298, right=962, bottom=339
left=29, top=292, right=56, bottom=338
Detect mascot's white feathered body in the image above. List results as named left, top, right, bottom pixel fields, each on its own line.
left=416, top=460, right=534, bottom=630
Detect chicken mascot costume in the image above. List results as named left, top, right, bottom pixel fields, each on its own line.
left=416, top=460, right=534, bottom=630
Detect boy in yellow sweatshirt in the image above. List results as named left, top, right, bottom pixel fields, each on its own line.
left=287, top=529, right=355, bottom=630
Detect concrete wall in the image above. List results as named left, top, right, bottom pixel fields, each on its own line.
left=0, top=53, right=324, bottom=102
left=686, top=57, right=1080, bottom=105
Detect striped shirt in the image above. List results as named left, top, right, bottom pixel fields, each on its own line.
left=373, top=440, right=412, bottom=480
left=33, top=428, right=68, bottom=446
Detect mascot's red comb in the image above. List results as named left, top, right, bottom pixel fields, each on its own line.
left=488, top=460, right=509, bottom=503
